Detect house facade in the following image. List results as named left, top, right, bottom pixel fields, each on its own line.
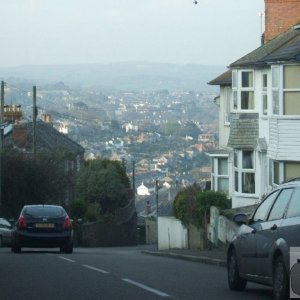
left=207, top=0, right=300, bottom=208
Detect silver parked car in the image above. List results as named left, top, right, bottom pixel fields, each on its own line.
left=0, top=218, right=13, bottom=247
left=227, top=180, right=300, bottom=300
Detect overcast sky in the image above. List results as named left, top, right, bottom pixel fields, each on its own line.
left=1, top=0, right=264, bottom=68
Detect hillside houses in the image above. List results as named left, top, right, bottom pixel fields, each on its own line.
left=207, top=0, right=300, bottom=208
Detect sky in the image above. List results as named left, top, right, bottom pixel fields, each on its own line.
left=1, top=0, right=264, bottom=68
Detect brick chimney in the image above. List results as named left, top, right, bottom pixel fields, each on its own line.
left=264, top=0, right=300, bottom=43
left=42, top=114, right=52, bottom=124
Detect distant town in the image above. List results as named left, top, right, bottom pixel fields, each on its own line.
left=3, top=75, right=219, bottom=193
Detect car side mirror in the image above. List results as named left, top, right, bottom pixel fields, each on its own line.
left=233, top=213, right=248, bottom=226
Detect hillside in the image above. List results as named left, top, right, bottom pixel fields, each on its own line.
left=0, top=62, right=225, bottom=92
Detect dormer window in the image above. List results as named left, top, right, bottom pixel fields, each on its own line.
left=232, top=70, right=255, bottom=111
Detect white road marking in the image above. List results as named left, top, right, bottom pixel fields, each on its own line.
left=122, top=278, right=171, bottom=298
left=58, top=256, right=75, bottom=263
left=82, top=264, right=110, bottom=274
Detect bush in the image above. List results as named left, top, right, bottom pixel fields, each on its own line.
left=173, top=187, right=229, bottom=228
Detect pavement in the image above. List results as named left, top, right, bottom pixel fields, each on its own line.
left=141, top=244, right=227, bottom=268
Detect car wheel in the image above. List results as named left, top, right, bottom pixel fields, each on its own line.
left=273, top=256, right=289, bottom=300
left=60, top=243, right=73, bottom=254
left=11, top=245, right=21, bottom=253
left=0, top=236, right=2, bottom=248
left=228, top=248, right=247, bottom=291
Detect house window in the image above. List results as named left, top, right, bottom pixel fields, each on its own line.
left=224, top=87, right=231, bottom=123
left=272, top=66, right=280, bottom=115
left=283, top=65, right=300, bottom=115
left=273, top=161, right=279, bottom=185
left=262, top=73, right=268, bottom=115
left=232, top=70, right=255, bottom=111
left=211, top=157, right=229, bottom=195
left=241, top=71, right=254, bottom=109
left=284, top=162, right=300, bottom=181
left=271, top=161, right=300, bottom=185
left=234, top=150, right=255, bottom=194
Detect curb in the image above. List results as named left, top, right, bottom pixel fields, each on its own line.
left=141, top=250, right=227, bottom=267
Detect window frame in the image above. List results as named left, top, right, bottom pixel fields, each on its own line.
left=233, top=150, right=256, bottom=195
left=232, top=69, right=255, bottom=111
left=211, top=156, right=229, bottom=195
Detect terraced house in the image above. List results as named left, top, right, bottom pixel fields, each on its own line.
left=207, top=0, right=300, bottom=208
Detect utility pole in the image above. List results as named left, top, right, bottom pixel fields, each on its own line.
left=0, top=81, right=5, bottom=211
left=1, top=81, right=5, bottom=124
left=32, top=86, right=37, bottom=157
left=132, top=160, right=135, bottom=202
left=156, top=178, right=159, bottom=250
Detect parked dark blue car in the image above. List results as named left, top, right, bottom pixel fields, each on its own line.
left=11, top=205, right=73, bottom=254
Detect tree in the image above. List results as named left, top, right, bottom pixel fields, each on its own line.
left=76, top=158, right=131, bottom=215
left=1, top=150, right=70, bottom=217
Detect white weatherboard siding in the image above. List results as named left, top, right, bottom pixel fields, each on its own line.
left=269, top=117, right=300, bottom=160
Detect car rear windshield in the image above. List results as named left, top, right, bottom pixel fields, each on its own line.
left=23, top=206, right=66, bottom=218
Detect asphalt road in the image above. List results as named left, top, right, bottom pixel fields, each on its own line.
left=0, top=246, right=274, bottom=300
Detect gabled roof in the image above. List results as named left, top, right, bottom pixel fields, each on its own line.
left=14, top=121, right=84, bottom=155
left=208, top=70, right=232, bottom=86
left=230, top=28, right=300, bottom=68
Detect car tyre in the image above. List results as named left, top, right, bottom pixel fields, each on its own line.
left=60, top=243, right=73, bottom=254
left=11, top=245, right=21, bottom=253
left=228, top=248, right=247, bottom=291
left=0, top=236, right=2, bottom=248
left=273, top=256, right=289, bottom=300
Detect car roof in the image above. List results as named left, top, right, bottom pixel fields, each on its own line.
left=276, top=180, right=300, bottom=189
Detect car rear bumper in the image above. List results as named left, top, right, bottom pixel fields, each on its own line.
left=13, top=230, right=73, bottom=248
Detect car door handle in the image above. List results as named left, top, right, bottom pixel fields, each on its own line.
left=270, top=224, right=277, bottom=231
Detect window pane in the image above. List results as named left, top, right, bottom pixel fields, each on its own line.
left=284, top=65, right=300, bottom=89
left=211, top=158, right=215, bottom=173
left=241, top=91, right=254, bottom=109
left=243, top=151, right=253, bottom=169
left=235, top=171, right=239, bottom=192
left=212, top=176, right=215, bottom=191
left=232, top=71, right=237, bottom=89
left=274, top=161, right=279, bottom=184
left=234, top=151, right=238, bottom=167
left=272, top=91, right=279, bottom=114
left=218, top=178, right=229, bottom=193
left=286, top=188, right=300, bottom=218
left=284, top=162, right=300, bottom=182
left=242, top=172, right=255, bottom=193
left=263, top=94, right=268, bottom=115
left=242, top=71, right=253, bottom=88
left=218, top=158, right=228, bottom=175
left=233, top=91, right=237, bottom=110
left=268, top=188, right=293, bottom=221
left=253, top=190, right=280, bottom=222
left=263, top=74, right=268, bottom=90
left=272, top=67, right=280, bottom=88
left=284, top=92, right=300, bottom=115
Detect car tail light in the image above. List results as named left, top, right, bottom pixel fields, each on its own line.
left=17, top=215, right=26, bottom=229
left=63, top=216, right=72, bottom=230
